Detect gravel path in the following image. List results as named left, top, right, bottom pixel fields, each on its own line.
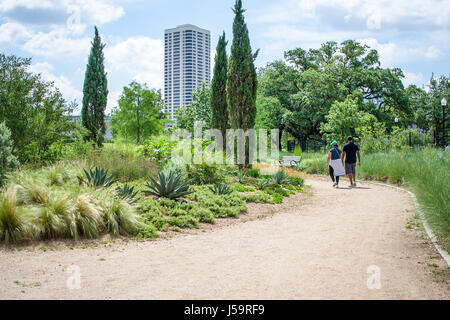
left=0, top=177, right=448, bottom=300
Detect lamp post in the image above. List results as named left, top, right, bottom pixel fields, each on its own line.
left=442, top=98, right=447, bottom=146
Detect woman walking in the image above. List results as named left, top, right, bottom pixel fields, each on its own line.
left=326, top=141, right=344, bottom=188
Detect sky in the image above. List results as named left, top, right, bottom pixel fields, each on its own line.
left=1, top=0, right=449, bottom=114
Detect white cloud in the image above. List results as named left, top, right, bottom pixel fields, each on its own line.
left=21, top=29, right=91, bottom=58
left=424, top=45, right=442, bottom=60
left=0, top=0, right=124, bottom=26
left=254, top=0, right=450, bottom=30
left=403, top=72, right=424, bottom=87
left=105, top=36, right=164, bottom=89
left=29, top=62, right=83, bottom=106
left=0, top=0, right=124, bottom=59
left=0, top=22, right=32, bottom=44
left=357, top=38, right=445, bottom=67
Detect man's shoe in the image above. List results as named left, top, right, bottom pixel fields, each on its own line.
left=353, top=182, right=357, bottom=187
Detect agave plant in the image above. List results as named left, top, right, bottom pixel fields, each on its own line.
left=115, top=184, right=140, bottom=204
left=143, top=171, right=193, bottom=200
left=78, top=167, right=118, bottom=189
left=257, top=179, right=272, bottom=190
left=273, top=170, right=289, bottom=185
left=209, top=183, right=233, bottom=195
left=236, top=170, right=246, bottom=184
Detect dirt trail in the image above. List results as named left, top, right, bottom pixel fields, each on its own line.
left=0, top=177, right=448, bottom=300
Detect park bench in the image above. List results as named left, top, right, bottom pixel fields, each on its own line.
left=279, top=156, right=301, bottom=167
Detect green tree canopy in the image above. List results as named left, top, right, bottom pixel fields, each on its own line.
left=0, top=54, right=74, bottom=163
left=82, top=26, right=108, bottom=146
left=111, top=81, right=166, bottom=143
left=227, top=0, right=258, bottom=131
left=175, top=83, right=211, bottom=133
left=211, top=32, right=229, bottom=139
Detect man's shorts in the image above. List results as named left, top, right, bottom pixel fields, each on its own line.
left=345, top=162, right=356, bottom=175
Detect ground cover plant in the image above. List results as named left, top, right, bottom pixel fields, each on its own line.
left=0, top=141, right=306, bottom=247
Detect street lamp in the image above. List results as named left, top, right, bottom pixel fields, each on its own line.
left=442, top=98, right=447, bottom=146
left=394, top=117, right=399, bottom=123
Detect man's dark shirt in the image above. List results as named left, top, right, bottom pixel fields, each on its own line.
left=343, top=142, right=360, bottom=164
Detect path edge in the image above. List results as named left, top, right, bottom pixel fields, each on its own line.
left=308, top=174, right=450, bottom=267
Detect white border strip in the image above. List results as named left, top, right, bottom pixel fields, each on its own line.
left=309, top=174, right=450, bottom=267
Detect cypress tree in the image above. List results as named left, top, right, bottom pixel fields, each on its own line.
left=210, top=32, right=229, bottom=143
left=227, top=0, right=258, bottom=131
left=82, top=26, right=108, bottom=146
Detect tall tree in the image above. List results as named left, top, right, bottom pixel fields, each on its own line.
left=82, top=26, right=108, bottom=146
left=227, top=0, right=258, bottom=131
left=111, top=81, right=166, bottom=144
left=210, top=32, right=229, bottom=140
left=175, top=83, right=211, bottom=133
left=0, top=54, right=74, bottom=163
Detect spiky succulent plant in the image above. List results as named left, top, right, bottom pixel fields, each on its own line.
left=143, top=171, right=193, bottom=200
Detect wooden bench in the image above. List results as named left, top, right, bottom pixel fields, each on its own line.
left=279, top=156, right=301, bottom=167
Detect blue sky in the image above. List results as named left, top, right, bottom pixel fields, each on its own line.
left=1, top=0, right=449, bottom=114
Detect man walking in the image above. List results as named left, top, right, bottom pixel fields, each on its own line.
left=341, top=136, right=361, bottom=188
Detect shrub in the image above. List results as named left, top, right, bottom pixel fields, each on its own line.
left=232, top=183, right=254, bottom=192
left=144, top=170, right=193, bottom=200
left=191, top=207, right=215, bottom=224
left=0, top=122, right=19, bottom=185
left=240, top=192, right=270, bottom=203
left=246, top=168, right=260, bottom=178
left=139, top=137, right=177, bottom=164
left=294, top=145, right=302, bottom=157
left=186, top=163, right=225, bottom=184
left=168, top=215, right=198, bottom=229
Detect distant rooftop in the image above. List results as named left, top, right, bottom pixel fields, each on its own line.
left=165, top=24, right=210, bottom=34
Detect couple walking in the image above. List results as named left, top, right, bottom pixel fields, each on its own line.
left=326, top=136, right=361, bottom=188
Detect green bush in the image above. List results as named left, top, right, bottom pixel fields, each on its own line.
left=186, top=163, right=225, bottom=184
left=139, top=137, right=177, bottom=165
left=246, top=168, right=260, bottom=178
left=0, top=122, right=19, bottom=185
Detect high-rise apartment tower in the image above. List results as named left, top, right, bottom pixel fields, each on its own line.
left=164, top=24, right=211, bottom=120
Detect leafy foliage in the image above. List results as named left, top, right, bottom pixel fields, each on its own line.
left=175, top=83, right=212, bottom=133
left=211, top=32, right=229, bottom=140
left=0, top=122, right=19, bottom=185
left=186, top=163, right=225, bottom=184
left=143, top=171, right=193, bottom=200
left=0, top=54, right=75, bottom=163
left=82, top=27, right=108, bottom=146
left=227, top=0, right=258, bottom=166
left=111, top=81, right=166, bottom=143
